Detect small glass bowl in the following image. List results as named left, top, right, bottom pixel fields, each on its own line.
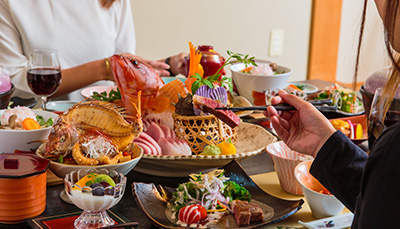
left=64, top=168, right=126, bottom=229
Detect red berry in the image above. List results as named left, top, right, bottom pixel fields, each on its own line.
left=178, top=204, right=207, bottom=224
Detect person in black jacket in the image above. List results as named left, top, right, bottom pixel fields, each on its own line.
left=264, top=0, right=400, bottom=228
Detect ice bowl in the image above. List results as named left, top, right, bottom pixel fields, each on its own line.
left=230, top=60, right=291, bottom=104
left=295, top=160, right=345, bottom=218
left=64, top=168, right=126, bottom=228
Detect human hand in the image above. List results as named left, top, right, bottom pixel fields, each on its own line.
left=168, top=52, right=189, bottom=76
left=263, top=90, right=336, bottom=157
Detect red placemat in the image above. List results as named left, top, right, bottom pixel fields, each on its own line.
left=26, top=209, right=134, bottom=229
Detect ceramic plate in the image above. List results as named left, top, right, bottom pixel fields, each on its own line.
left=46, top=101, right=76, bottom=114
left=233, top=95, right=253, bottom=117
left=133, top=122, right=276, bottom=177
left=298, top=212, right=354, bottom=229
left=132, top=160, right=304, bottom=229
left=10, top=96, right=37, bottom=108
left=289, top=82, right=319, bottom=94
left=161, top=77, right=186, bottom=84
left=80, top=85, right=117, bottom=99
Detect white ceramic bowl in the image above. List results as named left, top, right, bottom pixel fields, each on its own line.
left=36, top=143, right=143, bottom=178
left=230, top=60, right=292, bottom=104
left=295, top=160, right=345, bottom=218
left=0, top=109, right=58, bottom=153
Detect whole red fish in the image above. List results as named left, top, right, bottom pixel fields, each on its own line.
left=110, top=55, right=165, bottom=115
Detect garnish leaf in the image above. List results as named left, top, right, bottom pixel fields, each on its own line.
left=91, top=88, right=121, bottom=102
left=36, top=115, right=53, bottom=127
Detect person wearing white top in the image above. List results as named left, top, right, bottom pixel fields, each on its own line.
left=0, top=0, right=186, bottom=102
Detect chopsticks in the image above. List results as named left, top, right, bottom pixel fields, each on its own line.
left=216, top=99, right=337, bottom=112
left=98, top=221, right=139, bottom=229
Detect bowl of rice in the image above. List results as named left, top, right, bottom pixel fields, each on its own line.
left=230, top=60, right=292, bottom=105
left=0, top=106, right=58, bottom=153
left=266, top=141, right=313, bottom=195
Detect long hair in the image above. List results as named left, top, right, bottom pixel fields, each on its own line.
left=356, top=0, right=400, bottom=120
left=100, top=0, right=119, bottom=9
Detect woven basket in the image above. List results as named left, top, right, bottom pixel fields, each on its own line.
left=173, top=113, right=237, bottom=155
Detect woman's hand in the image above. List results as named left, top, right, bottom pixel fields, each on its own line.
left=264, top=90, right=336, bottom=157
left=168, top=52, right=188, bottom=76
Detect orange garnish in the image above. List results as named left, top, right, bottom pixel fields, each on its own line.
left=288, top=84, right=303, bottom=92
left=22, top=118, right=41, bottom=130
left=185, top=42, right=204, bottom=93
left=241, top=66, right=253, bottom=73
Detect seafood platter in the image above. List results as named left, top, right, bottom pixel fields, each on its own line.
left=34, top=42, right=276, bottom=178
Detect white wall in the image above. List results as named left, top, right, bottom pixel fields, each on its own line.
left=336, top=0, right=388, bottom=84
left=131, top=0, right=312, bottom=82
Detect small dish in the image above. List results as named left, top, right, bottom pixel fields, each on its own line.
left=329, top=115, right=368, bottom=145
left=289, top=82, right=319, bottom=94
left=298, top=212, right=354, bottom=229
left=132, top=160, right=304, bottom=229
left=46, top=101, right=76, bottom=114
left=10, top=96, right=37, bottom=108
left=161, top=76, right=186, bottom=84
left=80, top=85, right=117, bottom=99
left=232, top=95, right=253, bottom=117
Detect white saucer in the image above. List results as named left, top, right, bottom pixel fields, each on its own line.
left=288, top=82, right=319, bottom=94
left=298, top=213, right=354, bottom=229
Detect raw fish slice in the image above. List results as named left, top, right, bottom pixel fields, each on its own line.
left=145, top=122, right=165, bottom=142
left=134, top=142, right=151, bottom=155
left=134, top=133, right=161, bottom=155
left=192, top=95, right=241, bottom=128
left=158, top=137, right=191, bottom=156
left=160, top=124, right=174, bottom=139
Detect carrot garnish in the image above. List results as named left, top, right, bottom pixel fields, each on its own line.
left=288, top=84, right=303, bottom=92
left=22, top=118, right=41, bottom=130
left=241, top=66, right=253, bottom=73
left=185, top=42, right=204, bottom=93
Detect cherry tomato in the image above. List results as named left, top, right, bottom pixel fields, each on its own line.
left=178, top=204, right=207, bottom=224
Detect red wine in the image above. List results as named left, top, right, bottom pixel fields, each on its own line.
left=27, top=68, right=61, bottom=95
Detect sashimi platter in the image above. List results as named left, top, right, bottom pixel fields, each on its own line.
left=38, top=43, right=276, bottom=177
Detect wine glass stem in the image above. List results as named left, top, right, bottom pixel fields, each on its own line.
left=41, top=96, right=47, bottom=110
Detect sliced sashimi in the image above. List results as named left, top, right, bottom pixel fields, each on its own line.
left=134, top=142, right=152, bottom=155
left=158, top=137, right=191, bottom=156
left=139, top=132, right=162, bottom=155
left=160, top=124, right=176, bottom=138
left=145, top=122, right=165, bottom=142
left=134, top=134, right=161, bottom=155
left=192, top=95, right=240, bottom=128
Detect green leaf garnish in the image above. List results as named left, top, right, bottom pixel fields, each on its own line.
left=91, top=88, right=121, bottom=102
left=189, top=50, right=257, bottom=95
left=36, top=115, right=53, bottom=127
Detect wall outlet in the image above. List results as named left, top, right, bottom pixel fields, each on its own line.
left=269, top=29, right=284, bottom=57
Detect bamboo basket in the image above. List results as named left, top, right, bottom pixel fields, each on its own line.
left=173, top=113, right=237, bottom=155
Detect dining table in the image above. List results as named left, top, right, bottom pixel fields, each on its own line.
left=1, top=79, right=359, bottom=229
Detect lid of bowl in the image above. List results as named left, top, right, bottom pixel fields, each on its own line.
left=0, top=153, right=49, bottom=179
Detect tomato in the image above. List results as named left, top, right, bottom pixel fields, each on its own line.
left=178, top=204, right=207, bottom=224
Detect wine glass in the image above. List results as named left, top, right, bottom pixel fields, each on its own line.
left=368, top=88, right=400, bottom=148
left=27, top=49, right=62, bottom=110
